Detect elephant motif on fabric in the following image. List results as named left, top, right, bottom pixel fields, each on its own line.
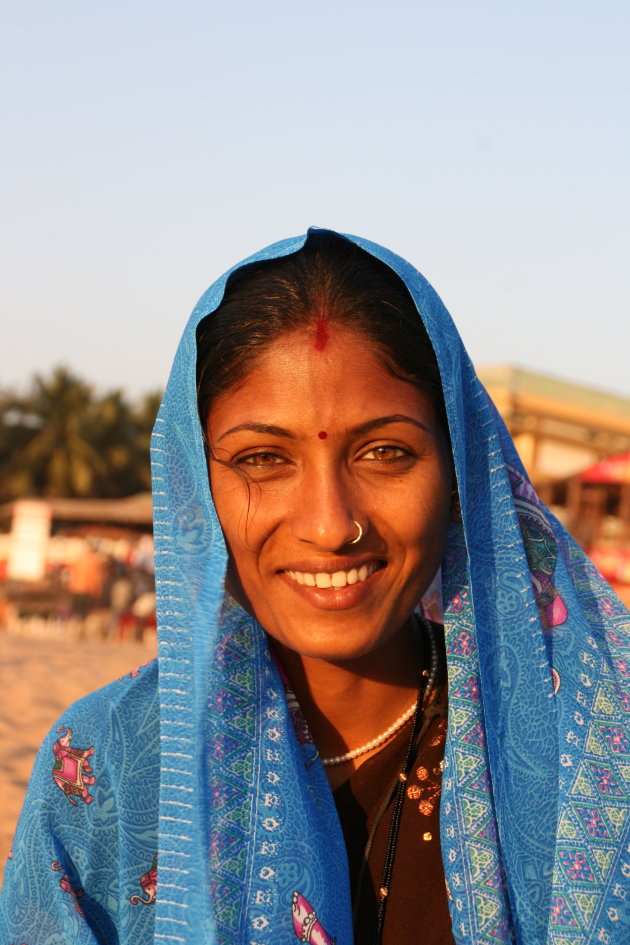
left=292, top=891, right=336, bottom=944
left=51, top=861, right=85, bottom=914
left=130, top=854, right=157, bottom=905
left=507, top=463, right=568, bottom=630
left=52, top=727, right=96, bottom=805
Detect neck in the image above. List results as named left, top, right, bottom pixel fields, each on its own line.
left=271, top=619, right=424, bottom=783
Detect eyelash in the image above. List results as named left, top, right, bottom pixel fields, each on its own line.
left=236, top=451, right=286, bottom=468
left=361, top=445, right=410, bottom=462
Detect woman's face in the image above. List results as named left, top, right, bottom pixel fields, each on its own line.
left=206, top=327, right=452, bottom=663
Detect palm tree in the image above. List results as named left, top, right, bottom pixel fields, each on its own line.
left=0, top=388, right=35, bottom=501
left=87, top=389, right=141, bottom=497
left=2, top=370, right=164, bottom=500
left=132, top=390, right=163, bottom=492
left=8, top=367, right=104, bottom=497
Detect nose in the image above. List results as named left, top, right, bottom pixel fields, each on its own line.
left=291, top=464, right=362, bottom=550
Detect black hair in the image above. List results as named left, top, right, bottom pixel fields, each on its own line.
left=196, top=231, right=447, bottom=436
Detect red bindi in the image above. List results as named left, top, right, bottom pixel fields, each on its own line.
left=314, top=311, right=329, bottom=351
left=318, top=431, right=328, bottom=439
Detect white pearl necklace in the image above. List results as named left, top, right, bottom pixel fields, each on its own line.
left=320, top=698, right=418, bottom=767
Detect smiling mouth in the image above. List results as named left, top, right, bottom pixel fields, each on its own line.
left=284, top=562, right=383, bottom=589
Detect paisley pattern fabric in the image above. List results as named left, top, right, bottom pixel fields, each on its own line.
left=1, top=228, right=629, bottom=944
left=0, top=660, right=159, bottom=944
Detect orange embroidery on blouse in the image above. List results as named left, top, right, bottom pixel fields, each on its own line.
left=406, top=717, right=446, bottom=817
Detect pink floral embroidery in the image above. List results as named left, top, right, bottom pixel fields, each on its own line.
left=52, top=727, right=96, bottom=805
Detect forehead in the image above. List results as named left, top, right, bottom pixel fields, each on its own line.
left=206, top=328, right=437, bottom=435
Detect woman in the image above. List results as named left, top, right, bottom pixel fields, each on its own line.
left=1, top=229, right=629, bottom=945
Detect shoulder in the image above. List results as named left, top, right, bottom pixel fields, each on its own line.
left=41, top=656, right=160, bottom=814
left=49, top=656, right=159, bottom=744
left=20, top=655, right=159, bottom=833
left=2, top=660, right=159, bottom=943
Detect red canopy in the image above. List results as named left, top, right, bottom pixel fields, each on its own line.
left=580, top=451, right=630, bottom=484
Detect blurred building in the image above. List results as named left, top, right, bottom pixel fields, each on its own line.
left=480, top=365, right=630, bottom=602
left=0, top=494, right=154, bottom=630
left=0, top=493, right=153, bottom=579
left=479, top=365, right=630, bottom=493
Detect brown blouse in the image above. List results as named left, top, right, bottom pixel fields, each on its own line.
left=333, top=640, right=455, bottom=945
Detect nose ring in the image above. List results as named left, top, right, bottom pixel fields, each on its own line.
left=349, top=520, right=363, bottom=545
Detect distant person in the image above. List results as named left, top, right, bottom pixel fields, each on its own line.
left=2, top=230, right=629, bottom=944
left=107, top=571, right=134, bottom=641
left=130, top=588, right=156, bottom=641
left=67, top=544, right=103, bottom=619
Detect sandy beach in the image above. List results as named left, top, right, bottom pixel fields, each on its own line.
left=0, top=629, right=156, bottom=885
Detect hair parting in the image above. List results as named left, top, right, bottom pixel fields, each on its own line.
left=196, top=231, right=449, bottom=443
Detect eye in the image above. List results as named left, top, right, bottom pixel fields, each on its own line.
left=237, top=451, right=286, bottom=468
left=232, top=449, right=293, bottom=482
left=360, top=445, right=412, bottom=462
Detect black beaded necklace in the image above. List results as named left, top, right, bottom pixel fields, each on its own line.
left=358, top=615, right=439, bottom=945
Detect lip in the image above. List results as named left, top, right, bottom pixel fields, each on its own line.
left=278, top=559, right=386, bottom=611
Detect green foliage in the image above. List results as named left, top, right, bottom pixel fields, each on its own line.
left=0, top=367, right=163, bottom=502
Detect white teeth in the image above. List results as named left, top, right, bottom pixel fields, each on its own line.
left=286, top=563, right=379, bottom=589
left=315, top=573, right=332, bottom=589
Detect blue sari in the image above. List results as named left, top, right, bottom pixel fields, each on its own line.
left=2, top=229, right=629, bottom=944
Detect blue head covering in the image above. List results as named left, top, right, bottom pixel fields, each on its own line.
left=151, top=228, right=630, bottom=944
left=3, top=229, right=628, bottom=945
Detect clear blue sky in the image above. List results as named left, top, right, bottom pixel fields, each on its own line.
left=3, top=0, right=629, bottom=398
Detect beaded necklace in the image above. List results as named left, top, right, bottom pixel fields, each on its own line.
left=320, top=699, right=419, bottom=767
left=350, top=615, right=439, bottom=945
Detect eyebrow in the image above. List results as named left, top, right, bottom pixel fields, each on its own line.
left=218, top=422, right=297, bottom=442
left=217, top=414, right=430, bottom=442
left=352, top=414, right=431, bottom=436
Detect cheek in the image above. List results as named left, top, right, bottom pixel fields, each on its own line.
left=211, top=484, right=263, bottom=613
left=210, top=469, right=279, bottom=566
left=407, top=484, right=452, bottom=561
left=209, top=467, right=249, bottom=550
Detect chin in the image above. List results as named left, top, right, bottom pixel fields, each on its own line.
left=272, top=616, right=406, bottom=666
